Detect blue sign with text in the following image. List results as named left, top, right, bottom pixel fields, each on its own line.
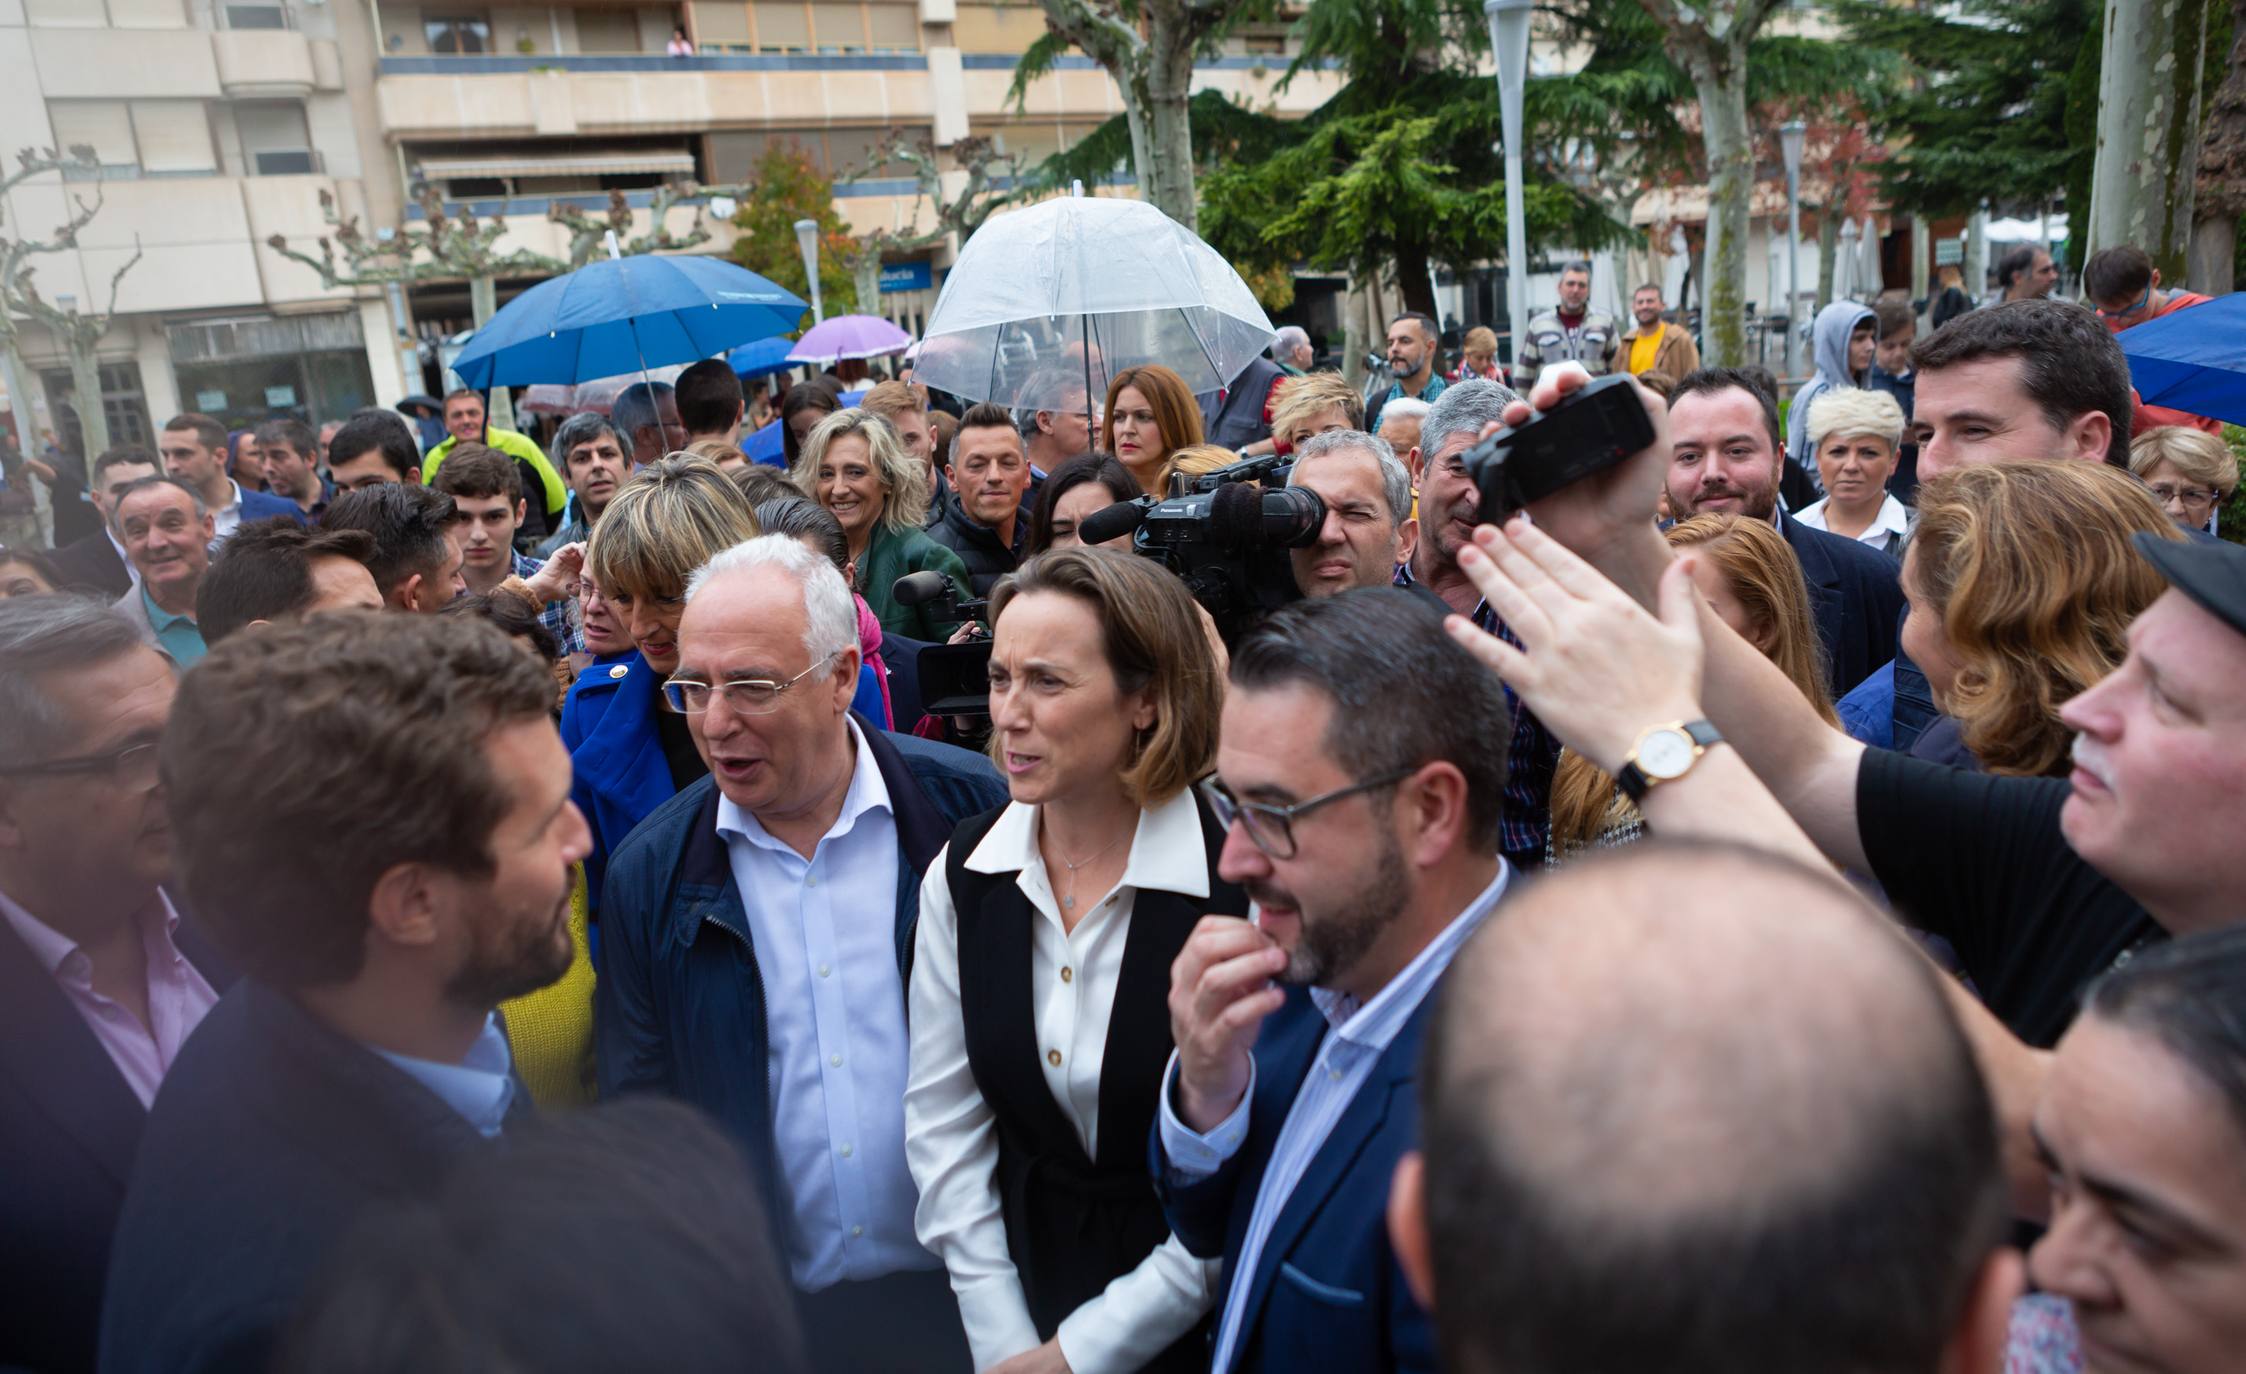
left=879, top=261, right=934, bottom=293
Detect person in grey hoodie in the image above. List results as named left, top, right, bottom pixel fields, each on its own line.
left=1786, top=300, right=1877, bottom=497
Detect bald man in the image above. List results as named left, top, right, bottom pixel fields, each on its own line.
left=1390, top=842, right=2024, bottom=1374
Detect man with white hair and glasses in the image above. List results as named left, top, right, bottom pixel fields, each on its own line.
left=595, top=534, right=1006, bottom=1374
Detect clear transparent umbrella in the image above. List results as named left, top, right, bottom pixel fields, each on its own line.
left=911, top=187, right=1276, bottom=424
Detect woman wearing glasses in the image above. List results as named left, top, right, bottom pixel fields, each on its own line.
left=907, top=547, right=1228, bottom=1374
left=2130, top=427, right=2239, bottom=535
left=561, top=456, right=758, bottom=906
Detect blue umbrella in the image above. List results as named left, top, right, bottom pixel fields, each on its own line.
left=2116, top=291, right=2246, bottom=427
left=729, top=335, right=800, bottom=381
left=742, top=418, right=786, bottom=466
left=451, top=255, right=808, bottom=388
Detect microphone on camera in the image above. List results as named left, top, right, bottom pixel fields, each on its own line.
left=1077, top=498, right=1153, bottom=546
left=892, top=570, right=952, bottom=606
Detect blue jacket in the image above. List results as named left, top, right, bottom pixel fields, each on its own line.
left=594, top=724, right=1007, bottom=1221
left=1, top=905, right=233, bottom=1374
left=1151, top=989, right=1437, bottom=1374
left=99, top=980, right=518, bottom=1374
left=561, top=651, right=674, bottom=909
left=1777, top=507, right=1904, bottom=697
left=237, top=486, right=308, bottom=526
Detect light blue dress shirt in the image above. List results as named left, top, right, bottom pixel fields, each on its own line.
left=369, top=1013, right=518, bottom=1139
left=718, top=719, right=934, bottom=1290
left=1158, top=863, right=1511, bottom=1374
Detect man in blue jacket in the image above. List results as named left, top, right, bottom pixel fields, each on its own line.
left=100, top=612, right=590, bottom=1374
left=596, top=533, right=1006, bottom=1374
left=155, top=413, right=304, bottom=541
left=1154, top=589, right=1516, bottom=1374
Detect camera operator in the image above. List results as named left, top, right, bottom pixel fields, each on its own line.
left=1283, top=431, right=1419, bottom=598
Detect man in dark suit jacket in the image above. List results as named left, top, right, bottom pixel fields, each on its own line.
left=1665, top=367, right=1903, bottom=696
left=48, top=448, right=163, bottom=600
left=0, top=598, right=229, bottom=1374
left=1201, top=354, right=1285, bottom=453
left=99, top=611, right=592, bottom=1374
left=596, top=536, right=1007, bottom=1374
left=1153, top=590, right=1515, bottom=1374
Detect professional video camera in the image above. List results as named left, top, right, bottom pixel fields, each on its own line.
left=892, top=571, right=995, bottom=735
left=1076, top=455, right=1324, bottom=642
left=1460, top=373, right=1658, bottom=524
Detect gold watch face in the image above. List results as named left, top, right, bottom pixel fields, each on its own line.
left=1636, top=728, right=1698, bottom=780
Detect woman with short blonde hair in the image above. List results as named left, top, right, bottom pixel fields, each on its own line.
left=793, top=407, right=971, bottom=639
left=2129, top=425, right=2240, bottom=532
left=1905, top=460, right=2181, bottom=777
left=1798, top=388, right=1913, bottom=554
left=1454, top=325, right=1501, bottom=381
left=569, top=455, right=760, bottom=900
left=1269, top=371, right=1366, bottom=452
left=908, top=546, right=1225, bottom=1374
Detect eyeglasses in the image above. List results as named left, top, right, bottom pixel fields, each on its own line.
left=2147, top=483, right=2221, bottom=510
left=2096, top=282, right=2155, bottom=321
left=1198, top=768, right=1417, bottom=861
left=0, top=739, right=161, bottom=790
left=663, top=655, right=836, bottom=715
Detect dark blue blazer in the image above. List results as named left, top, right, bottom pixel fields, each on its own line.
left=98, top=981, right=517, bottom=1374
left=560, top=650, right=674, bottom=909
left=595, top=722, right=1006, bottom=1223
left=1151, top=989, right=1438, bottom=1374
left=236, top=487, right=308, bottom=526
left=1778, top=507, right=1905, bottom=697
left=0, top=907, right=233, bottom=1374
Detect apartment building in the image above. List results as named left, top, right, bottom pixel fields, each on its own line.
left=0, top=0, right=1339, bottom=455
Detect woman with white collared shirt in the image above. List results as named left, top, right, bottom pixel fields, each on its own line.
left=908, top=547, right=1229, bottom=1374
left=1795, top=388, right=1916, bottom=557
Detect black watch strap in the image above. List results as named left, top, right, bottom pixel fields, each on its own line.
left=1617, top=719, right=1723, bottom=804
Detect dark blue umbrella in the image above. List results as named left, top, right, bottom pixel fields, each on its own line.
left=2116, top=291, right=2246, bottom=427
left=743, top=417, right=786, bottom=465
left=451, top=255, right=808, bottom=388
left=728, top=335, right=800, bottom=381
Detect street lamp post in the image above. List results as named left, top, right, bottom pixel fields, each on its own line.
left=1485, top=0, right=1533, bottom=384
left=1779, top=119, right=1805, bottom=380
left=794, top=217, right=825, bottom=324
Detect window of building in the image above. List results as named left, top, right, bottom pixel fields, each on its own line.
left=46, top=102, right=139, bottom=175
left=751, top=1, right=810, bottom=52
left=708, top=126, right=931, bottom=183
left=573, top=8, right=644, bottom=53
left=953, top=3, right=1047, bottom=51
left=132, top=101, right=217, bottom=174
left=691, top=1, right=753, bottom=51
left=810, top=2, right=864, bottom=51
left=167, top=314, right=373, bottom=432
left=38, top=362, right=151, bottom=462
left=866, top=3, right=920, bottom=51
left=233, top=100, right=317, bottom=176
left=220, top=3, right=291, bottom=30
left=424, top=13, right=492, bottom=54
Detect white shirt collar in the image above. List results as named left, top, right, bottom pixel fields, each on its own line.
left=964, top=786, right=1211, bottom=900
left=714, top=717, right=893, bottom=854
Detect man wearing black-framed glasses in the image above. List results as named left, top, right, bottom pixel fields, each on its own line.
left=0, top=597, right=229, bottom=1373
left=1154, top=587, right=1516, bottom=1374
left=596, top=533, right=1006, bottom=1374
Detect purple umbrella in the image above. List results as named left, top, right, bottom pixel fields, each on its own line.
left=788, top=314, right=915, bottom=366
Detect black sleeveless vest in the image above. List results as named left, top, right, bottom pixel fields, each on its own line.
left=944, top=795, right=1240, bottom=1372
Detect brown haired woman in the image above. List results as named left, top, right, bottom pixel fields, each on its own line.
left=907, top=547, right=1228, bottom=1374
left=1902, top=460, right=2182, bottom=775
left=1548, top=513, right=1837, bottom=860
left=1101, top=365, right=1205, bottom=497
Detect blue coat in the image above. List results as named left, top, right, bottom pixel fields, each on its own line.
left=0, top=906, right=233, bottom=1374
left=236, top=487, right=308, bottom=526
left=1151, top=989, right=1438, bottom=1374
left=98, top=980, right=519, bottom=1374
left=1777, top=507, right=1905, bottom=697
left=594, top=724, right=1007, bottom=1222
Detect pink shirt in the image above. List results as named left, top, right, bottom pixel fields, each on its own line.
left=0, top=888, right=220, bottom=1108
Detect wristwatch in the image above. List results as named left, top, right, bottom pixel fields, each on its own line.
left=1616, top=719, right=1724, bottom=803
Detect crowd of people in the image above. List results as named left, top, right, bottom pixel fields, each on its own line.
left=1, top=232, right=2243, bottom=1374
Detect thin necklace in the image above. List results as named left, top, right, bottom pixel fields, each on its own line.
left=1049, top=828, right=1126, bottom=910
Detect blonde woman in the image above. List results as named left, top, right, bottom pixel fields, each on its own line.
left=792, top=407, right=972, bottom=641
left=909, top=548, right=1227, bottom=1374
left=1548, top=514, right=1837, bottom=861
left=1902, top=460, right=2181, bottom=776
left=563, top=455, right=759, bottom=901
left=1154, top=444, right=1241, bottom=498
left=1798, top=388, right=1914, bottom=554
